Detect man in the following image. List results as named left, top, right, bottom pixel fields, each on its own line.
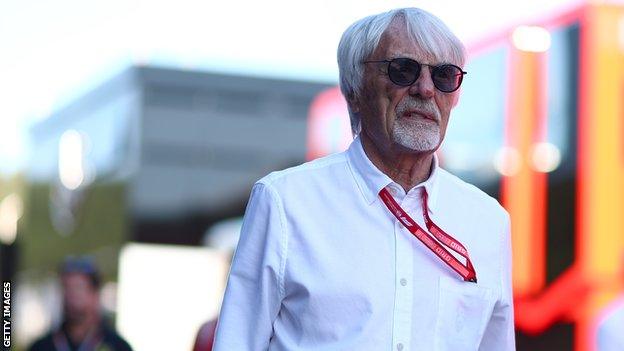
left=214, top=7, right=515, bottom=351
left=29, top=257, right=133, bottom=351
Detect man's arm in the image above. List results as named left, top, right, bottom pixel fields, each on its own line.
left=213, top=182, right=287, bottom=350
left=479, top=213, right=516, bottom=351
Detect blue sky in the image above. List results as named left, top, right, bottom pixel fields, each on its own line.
left=0, top=0, right=580, bottom=175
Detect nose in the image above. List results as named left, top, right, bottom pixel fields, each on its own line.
left=408, top=66, right=435, bottom=99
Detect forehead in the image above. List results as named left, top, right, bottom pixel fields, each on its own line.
left=374, top=20, right=453, bottom=65
left=62, top=272, right=92, bottom=287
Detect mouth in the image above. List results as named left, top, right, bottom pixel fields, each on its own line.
left=401, top=110, right=438, bottom=122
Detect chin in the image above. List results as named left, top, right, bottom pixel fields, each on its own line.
left=392, top=132, right=440, bottom=153
left=392, top=119, right=442, bottom=152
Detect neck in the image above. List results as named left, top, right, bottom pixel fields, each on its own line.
left=65, top=313, right=99, bottom=344
left=360, top=132, right=434, bottom=192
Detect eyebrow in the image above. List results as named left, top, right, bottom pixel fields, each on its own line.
left=387, top=55, right=454, bottom=66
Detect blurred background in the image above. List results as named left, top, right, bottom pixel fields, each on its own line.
left=1, top=0, right=623, bottom=350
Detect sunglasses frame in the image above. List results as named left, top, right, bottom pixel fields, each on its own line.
left=363, top=58, right=467, bottom=93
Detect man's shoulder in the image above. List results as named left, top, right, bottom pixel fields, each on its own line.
left=256, top=151, right=349, bottom=190
left=101, top=323, right=133, bottom=351
left=437, top=168, right=509, bottom=219
left=27, top=332, right=55, bottom=351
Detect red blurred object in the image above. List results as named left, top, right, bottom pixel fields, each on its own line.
left=514, top=265, right=592, bottom=335
left=193, top=318, right=218, bottom=351
left=306, top=87, right=351, bottom=161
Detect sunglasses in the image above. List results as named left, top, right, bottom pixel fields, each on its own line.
left=363, top=58, right=467, bottom=93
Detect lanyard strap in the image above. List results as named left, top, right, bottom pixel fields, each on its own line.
left=379, top=187, right=477, bottom=283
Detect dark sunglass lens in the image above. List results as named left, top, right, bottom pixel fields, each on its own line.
left=388, top=58, right=420, bottom=86
left=433, top=65, right=463, bottom=92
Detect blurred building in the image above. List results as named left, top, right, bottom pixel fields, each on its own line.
left=16, top=65, right=330, bottom=349
left=22, top=65, right=330, bottom=276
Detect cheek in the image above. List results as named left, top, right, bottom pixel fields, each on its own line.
left=384, top=89, right=408, bottom=121
left=435, top=94, right=456, bottom=116
left=435, top=96, right=456, bottom=133
left=388, top=92, right=404, bottom=112
left=373, top=84, right=395, bottom=109
left=363, top=87, right=395, bottom=123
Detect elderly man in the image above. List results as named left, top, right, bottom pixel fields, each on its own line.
left=214, top=7, right=515, bottom=351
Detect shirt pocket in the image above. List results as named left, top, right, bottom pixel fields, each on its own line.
left=434, top=275, right=497, bottom=351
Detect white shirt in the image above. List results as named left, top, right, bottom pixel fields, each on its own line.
left=214, top=137, right=515, bottom=351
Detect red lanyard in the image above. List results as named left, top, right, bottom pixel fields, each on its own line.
left=379, top=187, right=477, bottom=283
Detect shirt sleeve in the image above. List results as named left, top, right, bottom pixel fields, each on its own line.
left=213, top=182, right=287, bottom=351
left=479, top=212, right=516, bottom=351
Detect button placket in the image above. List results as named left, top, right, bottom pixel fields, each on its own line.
left=392, top=208, right=414, bottom=351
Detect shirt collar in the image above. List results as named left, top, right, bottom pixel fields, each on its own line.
left=346, top=136, right=440, bottom=213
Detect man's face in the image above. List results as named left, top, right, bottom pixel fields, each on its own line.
left=351, top=21, right=460, bottom=154
left=61, top=273, right=99, bottom=323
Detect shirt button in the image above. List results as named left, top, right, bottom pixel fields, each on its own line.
left=400, top=278, right=407, bottom=286
left=397, top=343, right=404, bottom=351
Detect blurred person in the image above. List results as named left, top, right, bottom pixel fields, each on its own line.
left=192, top=318, right=218, bottom=351
left=28, top=256, right=133, bottom=351
left=193, top=223, right=241, bottom=351
left=214, top=7, right=514, bottom=351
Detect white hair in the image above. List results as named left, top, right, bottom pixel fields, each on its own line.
left=337, top=8, right=466, bottom=135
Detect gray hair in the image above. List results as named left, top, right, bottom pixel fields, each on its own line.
left=337, top=8, right=466, bottom=135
